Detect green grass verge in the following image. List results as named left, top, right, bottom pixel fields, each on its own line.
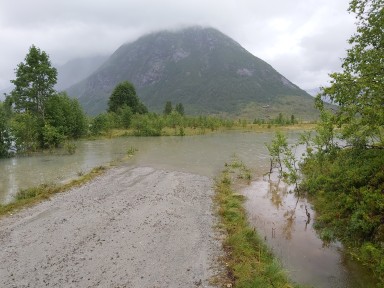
left=0, top=165, right=107, bottom=217
left=214, top=159, right=306, bottom=288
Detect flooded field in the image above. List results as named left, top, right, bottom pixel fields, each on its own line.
left=0, top=131, right=377, bottom=287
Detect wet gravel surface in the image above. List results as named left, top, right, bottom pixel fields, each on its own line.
left=0, top=165, right=222, bottom=287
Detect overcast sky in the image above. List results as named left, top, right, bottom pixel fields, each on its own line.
left=0, top=0, right=356, bottom=92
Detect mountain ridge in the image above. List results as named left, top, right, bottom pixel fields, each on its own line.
left=66, top=26, right=316, bottom=117
left=55, top=55, right=108, bottom=91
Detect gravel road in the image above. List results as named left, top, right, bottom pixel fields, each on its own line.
left=0, top=165, right=222, bottom=287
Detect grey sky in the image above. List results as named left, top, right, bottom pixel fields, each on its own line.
left=0, top=0, right=356, bottom=91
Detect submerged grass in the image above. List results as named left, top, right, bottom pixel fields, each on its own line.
left=214, top=159, right=306, bottom=288
left=87, top=123, right=316, bottom=139
left=0, top=165, right=107, bottom=217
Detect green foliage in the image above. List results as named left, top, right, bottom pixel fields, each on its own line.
left=178, top=127, right=185, bottom=136
left=10, top=112, right=40, bottom=152
left=266, top=132, right=288, bottom=173
left=0, top=102, right=12, bottom=157
left=264, top=2, right=384, bottom=283
left=90, top=113, right=114, bottom=135
left=64, top=141, right=77, bottom=155
left=127, top=146, right=138, bottom=156
left=88, top=110, right=237, bottom=137
left=300, top=148, right=384, bottom=282
left=253, top=113, right=298, bottom=126
left=42, top=123, right=64, bottom=149
left=15, top=187, right=40, bottom=200
left=131, top=114, right=164, bottom=136
left=108, top=81, right=147, bottom=114
left=359, top=242, right=384, bottom=279
left=117, top=105, right=133, bottom=129
left=175, top=103, right=185, bottom=116
left=215, top=160, right=303, bottom=288
left=163, top=101, right=173, bottom=115
left=301, top=149, right=384, bottom=240
left=317, top=0, right=384, bottom=147
left=164, top=111, right=184, bottom=128
left=2, top=46, right=87, bottom=155
left=0, top=166, right=108, bottom=217
left=10, top=45, right=57, bottom=120
left=45, top=92, right=87, bottom=139
left=313, top=110, right=337, bottom=153
left=267, top=132, right=301, bottom=191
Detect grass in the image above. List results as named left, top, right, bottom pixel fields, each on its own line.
left=0, top=165, right=107, bottom=218
left=126, top=146, right=138, bottom=156
left=213, top=159, right=307, bottom=288
left=88, top=123, right=316, bottom=139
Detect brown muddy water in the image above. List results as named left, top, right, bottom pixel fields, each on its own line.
left=0, top=131, right=377, bottom=287
left=242, top=175, right=376, bottom=288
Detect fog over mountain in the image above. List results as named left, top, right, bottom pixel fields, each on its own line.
left=67, top=27, right=317, bottom=118
left=55, top=55, right=108, bottom=91
left=0, top=0, right=355, bottom=93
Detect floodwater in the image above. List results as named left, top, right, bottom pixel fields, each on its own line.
left=0, top=131, right=274, bottom=203
left=0, top=131, right=377, bottom=287
left=242, top=176, right=376, bottom=288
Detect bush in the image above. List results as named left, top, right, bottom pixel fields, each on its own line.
left=131, top=114, right=164, bottom=136
left=300, top=148, right=384, bottom=281
left=42, top=123, right=65, bottom=149
left=90, top=113, right=113, bottom=135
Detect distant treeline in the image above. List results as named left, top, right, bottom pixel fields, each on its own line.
left=0, top=46, right=299, bottom=158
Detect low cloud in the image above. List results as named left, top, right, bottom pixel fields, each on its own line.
left=0, top=0, right=355, bottom=91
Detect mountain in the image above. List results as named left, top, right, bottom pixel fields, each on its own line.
left=55, top=55, right=108, bottom=91
left=66, top=27, right=317, bottom=118
left=306, top=88, right=321, bottom=96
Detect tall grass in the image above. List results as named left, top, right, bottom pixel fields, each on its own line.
left=214, top=159, right=306, bottom=288
left=0, top=166, right=107, bottom=217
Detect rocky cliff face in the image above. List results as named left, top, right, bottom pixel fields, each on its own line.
left=66, top=27, right=314, bottom=116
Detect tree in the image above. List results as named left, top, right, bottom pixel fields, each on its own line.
left=175, top=103, right=185, bottom=116
left=10, top=112, right=40, bottom=152
left=317, top=0, right=384, bottom=147
left=90, top=113, right=113, bottom=135
left=118, top=105, right=133, bottom=129
left=108, top=81, right=147, bottom=114
left=10, top=45, right=57, bottom=121
left=0, top=102, right=12, bottom=157
left=163, top=101, right=173, bottom=115
left=45, top=92, right=87, bottom=139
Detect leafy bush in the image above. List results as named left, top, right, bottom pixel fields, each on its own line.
left=131, top=114, right=164, bottom=136
left=90, top=113, right=114, bottom=135
left=300, top=148, right=384, bottom=281
left=42, top=123, right=65, bottom=149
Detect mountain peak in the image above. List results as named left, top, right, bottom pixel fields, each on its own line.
left=66, top=27, right=314, bottom=117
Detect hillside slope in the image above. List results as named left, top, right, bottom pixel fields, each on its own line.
left=55, top=55, right=108, bottom=91
left=67, top=27, right=316, bottom=117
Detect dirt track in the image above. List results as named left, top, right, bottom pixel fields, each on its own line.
left=0, top=165, right=222, bottom=287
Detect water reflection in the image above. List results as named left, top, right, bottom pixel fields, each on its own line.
left=242, top=175, right=376, bottom=288
left=0, top=132, right=277, bottom=204
left=0, top=131, right=377, bottom=287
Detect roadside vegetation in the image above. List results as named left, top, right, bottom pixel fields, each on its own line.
left=0, top=165, right=107, bottom=218
left=0, top=45, right=87, bottom=157
left=0, top=48, right=307, bottom=158
left=214, top=158, right=306, bottom=288
left=267, top=0, right=384, bottom=284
